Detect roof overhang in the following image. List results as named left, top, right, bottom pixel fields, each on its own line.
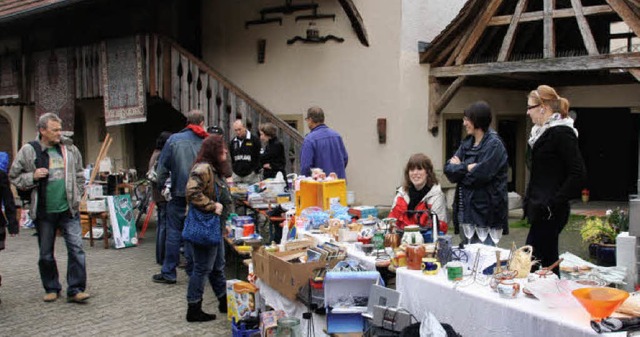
left=0, top=0, right=92, bottom=24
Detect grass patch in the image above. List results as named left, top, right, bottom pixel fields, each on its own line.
left=509, top=219, right=530, bottom=228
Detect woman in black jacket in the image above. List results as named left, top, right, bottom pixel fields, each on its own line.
left=524, top=85, right=586, bottom=274
left=258, top=123, right=286, bottom=179
left=444, top=101, right=509, bottom=244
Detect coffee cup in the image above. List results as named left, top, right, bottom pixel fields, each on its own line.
left=421, top=258, right=441, bottom=275
left=445, top=261, right=464, bottom=281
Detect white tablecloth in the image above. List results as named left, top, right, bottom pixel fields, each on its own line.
left=396, top=268, right=625, bottom=337
left=256, top=279, right=326, bottom=336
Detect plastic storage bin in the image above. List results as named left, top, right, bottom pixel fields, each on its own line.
left=231, top=318, right=260, bottom=337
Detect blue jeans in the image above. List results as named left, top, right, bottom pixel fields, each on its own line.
left=186, top=241, right=226, bottom=303
left=161, top=197, right=188, bottom=281
left=155, top=203, right=167, bottom=265
left=36, top=211, right=86, bottom=296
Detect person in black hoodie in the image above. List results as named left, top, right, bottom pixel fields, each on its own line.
left=524, top=85, right=586, bottom=274
left=230, top=120, right=261, bottom=185
left=258, top=123, right=286, bottom=179
left=444, top=101, right=509, bottom=244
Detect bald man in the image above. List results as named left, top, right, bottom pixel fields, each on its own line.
left=229, top=120, right=261, bottom=185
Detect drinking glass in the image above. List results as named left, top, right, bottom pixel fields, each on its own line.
left=475, top=226, right=489, bottom=244
left=461, top=223, right=475, bottom=246
left=489, top=227, right=503, bottom=247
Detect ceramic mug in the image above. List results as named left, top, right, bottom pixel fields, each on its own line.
left=421, top=258, right=441, bottom=275
left=445, top=261, right=464, bottom=281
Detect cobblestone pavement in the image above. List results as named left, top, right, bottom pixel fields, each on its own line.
left=0, top=226, right=232, bottom=337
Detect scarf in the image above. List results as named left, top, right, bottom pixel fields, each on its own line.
left=408, top=184, right=431, bottom=211
left=528, top=113, right=578, bottom=147
left=186, top=124, right=209, bottom=139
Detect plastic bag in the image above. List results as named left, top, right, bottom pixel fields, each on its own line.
left=420, top=311, right=446, bottom=337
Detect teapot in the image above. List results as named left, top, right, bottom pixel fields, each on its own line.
left=490, top=270, right=519, bottom=291
left=406, top=244, right=426, bottom=270
left=497, top=279, right=520, bottom=299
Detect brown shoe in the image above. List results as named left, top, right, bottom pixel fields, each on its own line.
left=43, top=292, right=59, bottom=302
left=67, top=292, right=90, bottom=303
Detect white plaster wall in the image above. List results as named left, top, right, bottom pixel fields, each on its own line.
left=202, top=0, right=464, bottom=205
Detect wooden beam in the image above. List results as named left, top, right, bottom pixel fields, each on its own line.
left=445, top=27, right=473, bottom=66
left=429, top=52, right=640, bottom=77
left=498, top=0, right=529, bottom=62
left=489, top=5, right=614, bottom=26
left=543, top=0, right=556, bottom=58
left=337, top=0, right=369, bottom=47
left=433, top=76, right=467, bottom=116
left=455, top=0, right=504, bottom=65
left=630, top=68, right=640, bottom=82
left=606, top=0, right=640, bottom=39
left=571, top=0, right=599, bottom=55
left=432, top=33, right=463, bottom=66
left=428, top=77, right=442, bottom=133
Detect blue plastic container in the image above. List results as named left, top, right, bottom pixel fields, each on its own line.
left=231, top=318, right=260, bottom=337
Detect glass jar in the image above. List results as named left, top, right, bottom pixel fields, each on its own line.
left=276, top=317, right=302, bottom=337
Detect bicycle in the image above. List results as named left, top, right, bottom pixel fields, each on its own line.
left=131, top=178, right=156, bottom=238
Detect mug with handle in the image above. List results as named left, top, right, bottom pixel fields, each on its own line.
left=422, top=257, right=441, bottom=275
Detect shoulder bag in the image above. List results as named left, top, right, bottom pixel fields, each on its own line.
left=182, top=171, right=222, bottom=246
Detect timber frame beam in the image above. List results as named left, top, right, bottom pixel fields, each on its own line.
left=428, top=76, right=467, bottom=134
left=430, top=52, right=640, bottom=78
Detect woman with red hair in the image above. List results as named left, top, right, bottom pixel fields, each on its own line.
left=184, top=134, right=232, bottom=322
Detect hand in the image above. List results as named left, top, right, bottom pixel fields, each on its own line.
left=214, top=202, right=223, bottom=215
left=263, top=163, right=271, bottom=170
left=33, top=168, right=49, bottom=180
left=449, top=156, right=461, bottom=165
left=467, top=163, right=477, bottom=171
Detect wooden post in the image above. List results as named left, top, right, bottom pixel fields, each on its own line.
left=543, top=0, right=556, bottom=58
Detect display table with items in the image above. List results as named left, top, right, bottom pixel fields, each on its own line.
left=396, top=264, right=628, bottom=337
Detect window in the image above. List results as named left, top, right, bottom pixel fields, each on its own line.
left=610, top=21, right=639, bottom=54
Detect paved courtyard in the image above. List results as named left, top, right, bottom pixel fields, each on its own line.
left=0, top=225, right=232, bottom=337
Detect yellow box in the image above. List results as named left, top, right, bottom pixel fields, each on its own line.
left=295, top=179, right=347, bottom=215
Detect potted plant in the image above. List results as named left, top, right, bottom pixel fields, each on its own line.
left=580, top=208, right=629, bottom=266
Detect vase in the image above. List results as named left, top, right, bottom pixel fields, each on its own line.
left=588, top=243, right=599, bottom=260
left=596, top=243, right=616, bottom=267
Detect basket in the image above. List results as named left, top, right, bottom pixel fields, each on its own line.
left=231, top=318, right=260, bottom=337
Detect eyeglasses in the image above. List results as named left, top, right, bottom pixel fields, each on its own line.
left=527, top=104, right=541, bottom=110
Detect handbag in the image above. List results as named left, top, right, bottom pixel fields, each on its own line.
left=182, top=174, right=222, bottom=246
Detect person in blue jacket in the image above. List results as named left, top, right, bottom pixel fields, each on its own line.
left=444, top=101, right=509, bottom=244
left=300, top=106, right=348, bottom=179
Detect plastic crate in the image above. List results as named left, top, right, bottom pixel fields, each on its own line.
left=231, top=318, right=260, bottom=337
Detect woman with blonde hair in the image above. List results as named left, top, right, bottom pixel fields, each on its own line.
left=524, top=85, right=586, bottom=274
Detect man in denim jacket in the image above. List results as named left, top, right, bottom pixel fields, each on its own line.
left=152, top=110, right=208, bottom=284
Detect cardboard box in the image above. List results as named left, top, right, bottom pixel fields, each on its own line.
left=226, top=280, right=259, bottom=322
left=252, top=248, right=340, bottom=301
left=260, top=310, right=286, bottom=337
left=86, top=199, right=106, bottom=213
left=86, top=184, right=103, bottom=199
left=348, top=206, right=378, bottom=220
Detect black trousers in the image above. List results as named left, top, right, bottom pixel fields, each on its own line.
left=525, top=204, right=570, bottom=274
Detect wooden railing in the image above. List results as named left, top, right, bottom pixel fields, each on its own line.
left=142, top=34, right=304, bottom=175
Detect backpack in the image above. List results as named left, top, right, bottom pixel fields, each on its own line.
left=17, top=141, right=46, bottom=203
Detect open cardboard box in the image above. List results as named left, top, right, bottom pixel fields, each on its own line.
left=252, top=247, right=342, bottom=301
